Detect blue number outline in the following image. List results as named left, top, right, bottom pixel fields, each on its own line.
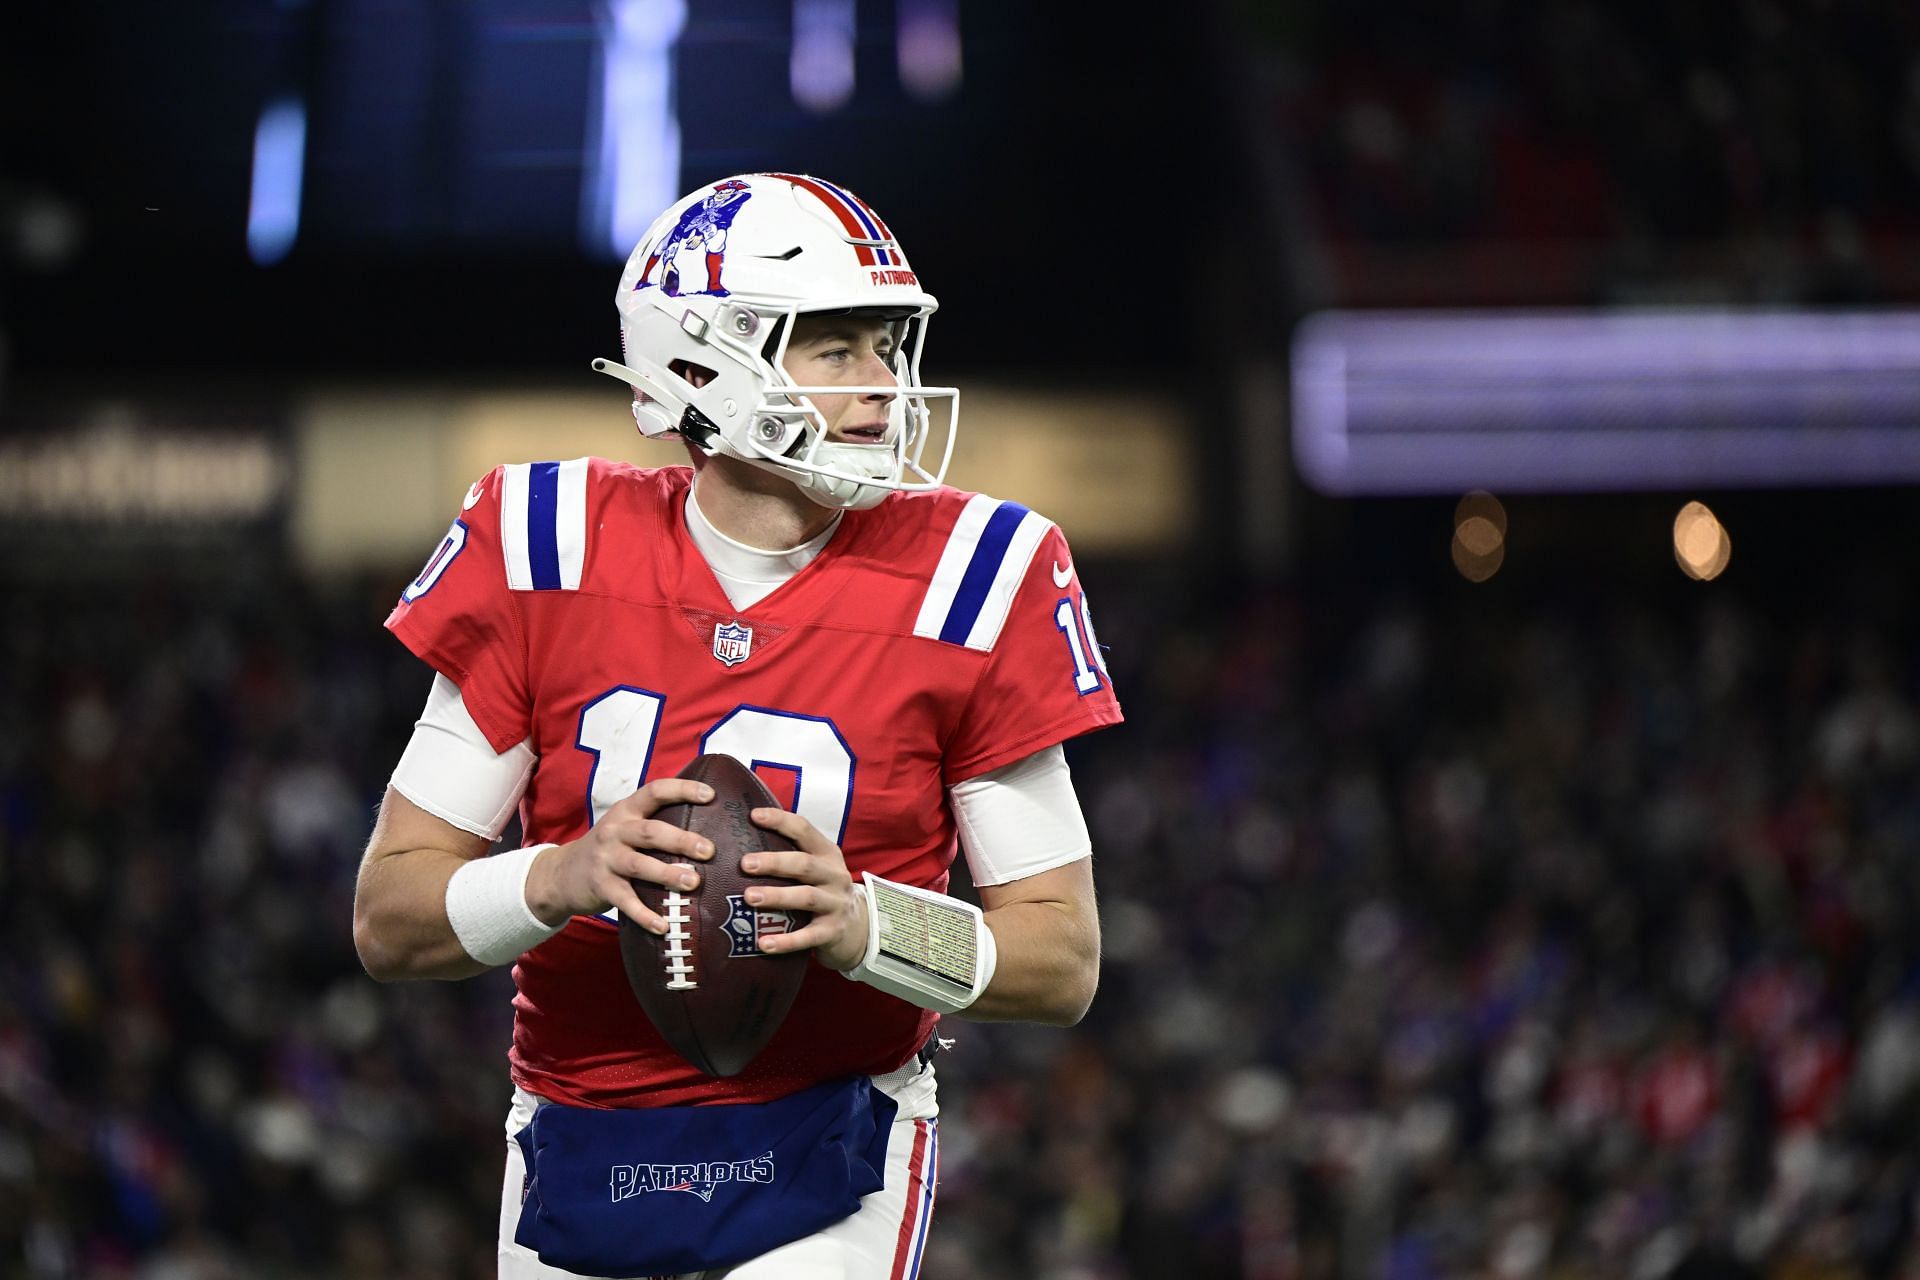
left=1053, top=593, right=1104, bottom=696
left=402, top=519, right=469, bottom=602
left=701, top=704, right=858, bottom=845
left=576, top=684, right=669, bottom=826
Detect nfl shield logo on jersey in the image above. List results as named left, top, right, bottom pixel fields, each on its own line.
left=712, top=621, right=753, bottom=667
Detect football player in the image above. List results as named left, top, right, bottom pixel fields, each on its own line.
left=353, top=172, right=1123, bottom=1279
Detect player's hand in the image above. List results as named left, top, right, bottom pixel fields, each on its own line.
left=524, top=780, right=716, bottom=934
left=742, top=809, right=868, bottom=972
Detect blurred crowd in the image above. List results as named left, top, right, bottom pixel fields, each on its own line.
left=3, top=552, right=1919, bottom=1279
left=1267, top=0, right=1920, bottom=300
left=0, top=568, right=515, bottom=1278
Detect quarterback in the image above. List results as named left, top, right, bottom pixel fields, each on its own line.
left=353, top=172, right=1122, bottom=1279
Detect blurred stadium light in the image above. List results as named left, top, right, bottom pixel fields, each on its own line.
left=790, top=0, right=856, bottom=114
left=583, top=0, right=687, bottom=259
left=1672, top=500, right=1732, bottom=581
left=896, top=0, right=962, bottom=101
left=1450, top=490, right=1506, bottom=582
left=245, top=97, right=306, bottom=267
left=1294, top=309, right=1920, bottom=494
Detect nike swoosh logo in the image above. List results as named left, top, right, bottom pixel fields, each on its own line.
left=1052, top=559, right=1073, bottom=589
left=462, top=480, right=485, bottom=510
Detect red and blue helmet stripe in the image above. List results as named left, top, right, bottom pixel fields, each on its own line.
left=763, top=172, right=902, bottom=267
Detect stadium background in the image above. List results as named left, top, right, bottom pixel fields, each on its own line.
left=5, top=2, right=1920, bottom=1276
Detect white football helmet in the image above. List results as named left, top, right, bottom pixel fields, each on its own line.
left=592, top=172, right=958, bottom=510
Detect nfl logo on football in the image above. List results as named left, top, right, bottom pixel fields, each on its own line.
left=722, top=895, right=792, bottom=958
left=712, top=621, right=753, bottom=667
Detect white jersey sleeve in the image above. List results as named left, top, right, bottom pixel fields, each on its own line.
left=949, top=743, right=1092, bottom=886
left=390, top=673, right=536, bottom=840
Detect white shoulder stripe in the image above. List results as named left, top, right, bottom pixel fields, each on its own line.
left=554, top=457, right=589, bottom=590
left=500, top=459, right=590, bottom=592
left=501, top=463, right=534, bottom=590
left=963, top=511, right=1051, bottom=651
left=913, top=494, right=1000, bottom=640
left=913, top=495, right=1053, bottom=651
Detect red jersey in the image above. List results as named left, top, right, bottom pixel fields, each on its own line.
left=386, top=459, right=1122, bottom=1107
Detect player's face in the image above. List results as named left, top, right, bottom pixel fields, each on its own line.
left=781, top=315, right=899, bottom=443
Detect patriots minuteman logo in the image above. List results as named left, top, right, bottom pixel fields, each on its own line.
left=636, top=179, right=753, bottom=297
left=712, top=621, right=753, bottom=667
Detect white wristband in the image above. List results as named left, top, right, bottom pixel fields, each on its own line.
left=445, top=844, right=563, bottom=966
left=841, top=872, right=998, bottom=1015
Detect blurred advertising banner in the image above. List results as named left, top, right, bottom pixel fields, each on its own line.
left=1293, top=309, right=1920, bottom=495
left=293, top=383, right=1191, bottom=573
left=0, top=401, right=290, bottom=577
left=290, top=387, right=671, bottom=576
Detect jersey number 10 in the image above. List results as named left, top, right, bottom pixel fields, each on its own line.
left=1054, top=590, right=1110, bottom=695
left=576, top=691, right=856, bottom=845
left=577, top=590, right=1102, bottom=860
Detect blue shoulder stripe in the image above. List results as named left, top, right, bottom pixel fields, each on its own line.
left=502, top=458, right=590, bottom=591
left=913, top=495, right=1054, bottom=651
left=938, top=501, right=1032, bottom=645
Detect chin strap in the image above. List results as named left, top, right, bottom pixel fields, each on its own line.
left=782, top=445, right=897, bottom=509
left=591, top=356, right=672, bottom=404
left=592, top=356, right=707, bottom=446
left=593, top=356, right=921, bottom=509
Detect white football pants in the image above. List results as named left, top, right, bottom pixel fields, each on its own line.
left=498, top=1062, right=940, bottom=1280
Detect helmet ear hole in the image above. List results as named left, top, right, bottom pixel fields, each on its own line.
left=670, top=359, right=719, bottom=389
left=758, top=316, right=789, bottom=364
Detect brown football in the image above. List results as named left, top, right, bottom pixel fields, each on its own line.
left=618, top=754, right=811, bottom=1077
